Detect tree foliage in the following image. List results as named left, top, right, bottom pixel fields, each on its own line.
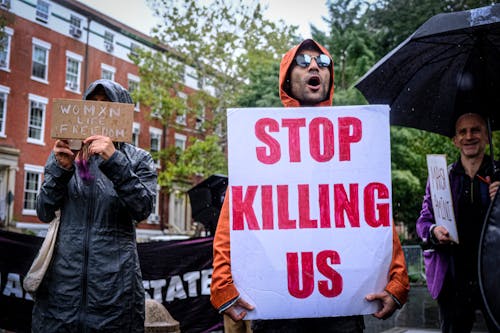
left=158, top=135, right=228, bottom=190
left=134, top=0, right=298, bottom=189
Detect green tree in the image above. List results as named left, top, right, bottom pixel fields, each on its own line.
left=158, top=135, right=228, bottom=191
left=311, top=0, right=376, bottom=105
left=364, top=0, right=496, bottom=60
left=237, top=60, right=282, bottom=107
left=134, top=0, right=297, bottom=188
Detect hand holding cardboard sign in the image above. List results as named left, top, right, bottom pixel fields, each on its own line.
left=84, top=135, right=116, bottom=161
left=53, top=140, right=75, bottom=169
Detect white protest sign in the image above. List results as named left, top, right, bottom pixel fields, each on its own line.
left=227, top=105, right=393, bottom=320
left=426, top=154, right=458, bottom=243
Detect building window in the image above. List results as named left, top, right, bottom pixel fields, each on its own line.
left=147, top=184, right=161, bottom=224
left=0, top=27, right=13, bottom=70
left=104, top=31, right=114, bottom=52
left=0, top=85, right=10, bottom=137
left=168, top=185, right=188, bottom=231
left=132, top=122, right=140, bottom=146
left=175, top=133, right=187, bottom=151
left=31, top=38, right=51, bottom=83
left=65, top=51, right=82, bottom=92
left=101, top=63, right=115, bottom=81
left=35, top=0, right=50, bottom=23
left=150, top=127, right=162, bottom=168
left=23, top=165, right=44, bottom=215
left=130, top=43, right=140, bottom=57
left=69, top=15, right=82, bottom=38
left=195, top=107, right=205, bottom=131
left=128, top=74, right=140, bottom=111
left=0, top=0, right=11, bottom=9
left=27, top=94, right=47, bottom=144
left=176, top=92, right=187, bottom=125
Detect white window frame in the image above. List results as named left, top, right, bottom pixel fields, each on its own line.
left=147, top=184, right=161, bottom=224
left=168, top=185, right=188, bottom=232
left=130, top=42, right=139, bottom=57
left=149, top=127, right=162, bottom=169
left=27, top=93, right=47, bottom=145
left=65, top=50, right=82, bottom=93
left=174, top=133, right=187, bottom=151
left=23, top=164, right=44, bottom=216
left=195, top=107, right=206, bottom=131
left=69, top=15, right=83, bottom=38
left=0, top=85, right=10, bottom=137
left=0, top=27, right=13, bottom=71
left=127, top=73, right=140, bottom=111
left=31, top=38, right=51, bottom=84
left=104, top=31, right=114, bottom=52
left=0, top=0, right=11, bottom=10
left=132, top=122, right=140, bottom=146
left=35, top=0, right=50, bottom=23
left=101, top=63, right=115, bottom=81
left=176, top=91, right=187, bottom=125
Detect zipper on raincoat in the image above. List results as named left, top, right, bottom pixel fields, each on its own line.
left=79, top=176, right=97, bottom=333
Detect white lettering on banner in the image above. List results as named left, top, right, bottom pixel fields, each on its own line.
left=167, top=275, right=187, bottom=301
left=143, top=268, right=212, bottom=303
left=1, top=273, right=33, bottom=300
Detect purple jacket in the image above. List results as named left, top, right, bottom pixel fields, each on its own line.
left=416, top=157, right=495, bottom=299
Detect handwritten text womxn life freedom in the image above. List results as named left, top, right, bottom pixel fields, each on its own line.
left=51, top=99, right=133, bottom=142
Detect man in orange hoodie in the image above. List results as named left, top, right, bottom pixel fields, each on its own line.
left=210, top=39, right=409, bottom=333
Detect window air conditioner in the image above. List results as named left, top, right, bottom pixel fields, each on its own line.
left=105, top=42, right=114, bottom=52
left=69, top=25, right=82, bottom=38
left=66, top=81, right=78, bottom=90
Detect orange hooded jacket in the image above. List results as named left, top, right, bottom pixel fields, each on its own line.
left=210, top=39, right=409, bottom=311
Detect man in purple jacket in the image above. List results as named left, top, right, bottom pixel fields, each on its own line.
left=417, top=113, right=500, bottom=333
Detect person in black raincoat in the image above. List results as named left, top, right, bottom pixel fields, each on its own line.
left=33, top=79, right=157, bottom=332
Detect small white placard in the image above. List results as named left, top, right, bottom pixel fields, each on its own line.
left=426, top=154, right=458, bottom=243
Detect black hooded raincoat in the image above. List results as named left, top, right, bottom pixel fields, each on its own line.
left=33, top=80, right=157, bottom=332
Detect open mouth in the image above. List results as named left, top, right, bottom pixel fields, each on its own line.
left=307, top=76, right=321, bottom=88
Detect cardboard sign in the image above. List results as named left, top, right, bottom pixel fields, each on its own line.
left=227, top=105, right=393, bottom=319
left=51, top=99, right=134, bottom=142
left=426, top=154, right=459, bottom=243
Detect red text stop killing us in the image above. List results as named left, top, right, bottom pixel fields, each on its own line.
left=231, top=116, right=391, bottom=231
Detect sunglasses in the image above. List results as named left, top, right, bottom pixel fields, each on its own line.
left=295, top=54, right=331, bottom=68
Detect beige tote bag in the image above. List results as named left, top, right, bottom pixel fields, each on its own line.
left=23, top=213, right=60, bottom=294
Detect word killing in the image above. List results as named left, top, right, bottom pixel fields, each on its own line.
left=231, top=182, right=391, bottom=230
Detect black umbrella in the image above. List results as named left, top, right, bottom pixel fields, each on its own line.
left=187, top=174, right=228, bottom=236
left=355, top=3, right=500, bottom=138
left=356, top=5, right=500, bottom=328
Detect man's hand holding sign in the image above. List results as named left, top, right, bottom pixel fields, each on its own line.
left=227, top=105, right=394, bottom=319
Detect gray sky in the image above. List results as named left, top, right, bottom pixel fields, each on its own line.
left=77, top=0, right=329, bottom=38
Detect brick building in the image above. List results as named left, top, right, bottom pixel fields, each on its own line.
left=0, top=0, right=213, bottom=239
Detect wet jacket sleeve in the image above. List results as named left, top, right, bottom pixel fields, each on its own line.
left=99, top=148, right=157, bottom=222
left=210, top=194, right=239, bottom=310
left=36, top=152, right=75, bottom=223
left=416, top=179, right=435, bottom=243
left=385, top=225, right=410, bottom=305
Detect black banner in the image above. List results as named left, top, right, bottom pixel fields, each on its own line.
left=0, top=230, right=223, bottom=333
